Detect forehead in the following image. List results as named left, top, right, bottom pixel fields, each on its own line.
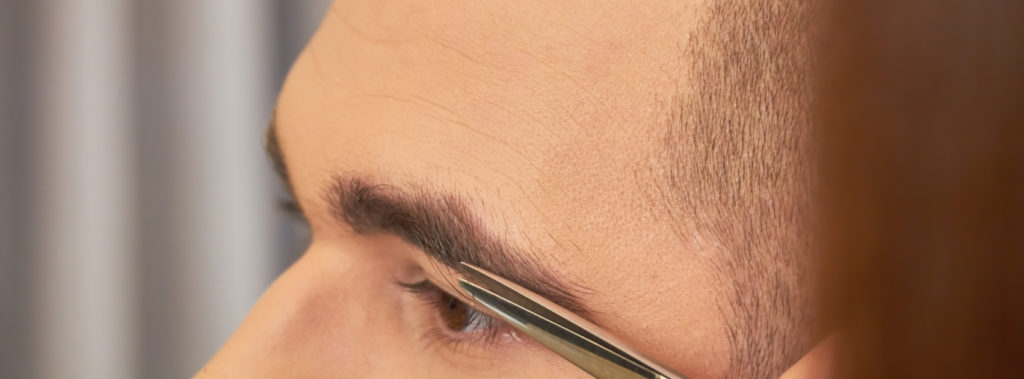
left=276, top=0, right=729, bottom=375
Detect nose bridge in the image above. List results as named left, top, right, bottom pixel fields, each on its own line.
left=198, top=249, right=387, bottom=377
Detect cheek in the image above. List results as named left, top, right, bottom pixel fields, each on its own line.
left=218, top=246, right=408, bottom=376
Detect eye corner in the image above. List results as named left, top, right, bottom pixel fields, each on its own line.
left=277, top=197, right=305, bottom=218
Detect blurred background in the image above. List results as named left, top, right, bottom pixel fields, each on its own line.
left=0, top=1, right=330, bottom=378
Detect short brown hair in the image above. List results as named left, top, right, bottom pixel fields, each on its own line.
left=656, top=0, right=814, bottom=377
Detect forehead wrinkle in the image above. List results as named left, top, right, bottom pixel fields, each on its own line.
left=501, top=43, right=625, bottom=134
left=407, top=93, right=546, bottom=175
left=348, top=91, right=549, bottom=177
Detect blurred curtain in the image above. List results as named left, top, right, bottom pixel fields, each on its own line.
left=0, top=1, right=329, bottom=378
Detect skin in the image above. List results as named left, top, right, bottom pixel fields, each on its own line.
left=197, top=0, right=753, bottom=377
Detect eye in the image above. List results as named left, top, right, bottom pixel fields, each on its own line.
left=397, top=279, right=506, bottom=338
left=435, top=285, right=493, bottom=332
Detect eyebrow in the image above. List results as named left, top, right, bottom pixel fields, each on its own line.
left=264, top=118, right=592, bottom=317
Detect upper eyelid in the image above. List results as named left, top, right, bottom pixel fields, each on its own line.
left=399, top=276, right=488, bottom=315
left=398, top=278, right=464, bottom=301
left=396, top=279, right=435, bottom=294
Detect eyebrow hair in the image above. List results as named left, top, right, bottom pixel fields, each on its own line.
left=264, top=118, right=592, bottom=317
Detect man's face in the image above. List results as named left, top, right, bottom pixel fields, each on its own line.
left=200, top=0, right=740, bottom=377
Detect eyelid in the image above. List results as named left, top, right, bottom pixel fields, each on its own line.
left=395, top=277, right=522, bottom=352
left=395, top=279, right=435, bottom=294
left=395, top=278, right=483, bottom=317
left=421, top=275, right=499, bottom=319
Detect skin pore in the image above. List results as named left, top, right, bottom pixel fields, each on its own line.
left=197, top=0, right=811, bottom=378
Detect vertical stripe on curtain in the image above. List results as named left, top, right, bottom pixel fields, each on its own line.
left=7, top=1, right=331, bottom=378
left=30, top=1, right=136, bottom=379
left=1, top=1, right=32, bottom=379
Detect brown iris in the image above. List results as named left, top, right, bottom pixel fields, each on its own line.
left=438, top=292, right=469, bottom=330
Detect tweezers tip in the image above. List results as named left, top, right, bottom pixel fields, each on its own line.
left=456, top=277, right=481, bottom=299
left=456, top=261, right=480, bottom=273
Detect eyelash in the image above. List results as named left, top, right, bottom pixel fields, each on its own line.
left=396, top=279, right=510, bottom=351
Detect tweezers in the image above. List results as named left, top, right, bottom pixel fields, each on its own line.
left=457, top=262, right=688, bottom=379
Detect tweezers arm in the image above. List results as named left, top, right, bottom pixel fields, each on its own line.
left=457, top=262, right=687, bottom=379
left=459, top=279, right=664, bottom=379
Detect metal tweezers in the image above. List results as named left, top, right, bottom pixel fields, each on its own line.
left=457, top=262, right=688, bottom=379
